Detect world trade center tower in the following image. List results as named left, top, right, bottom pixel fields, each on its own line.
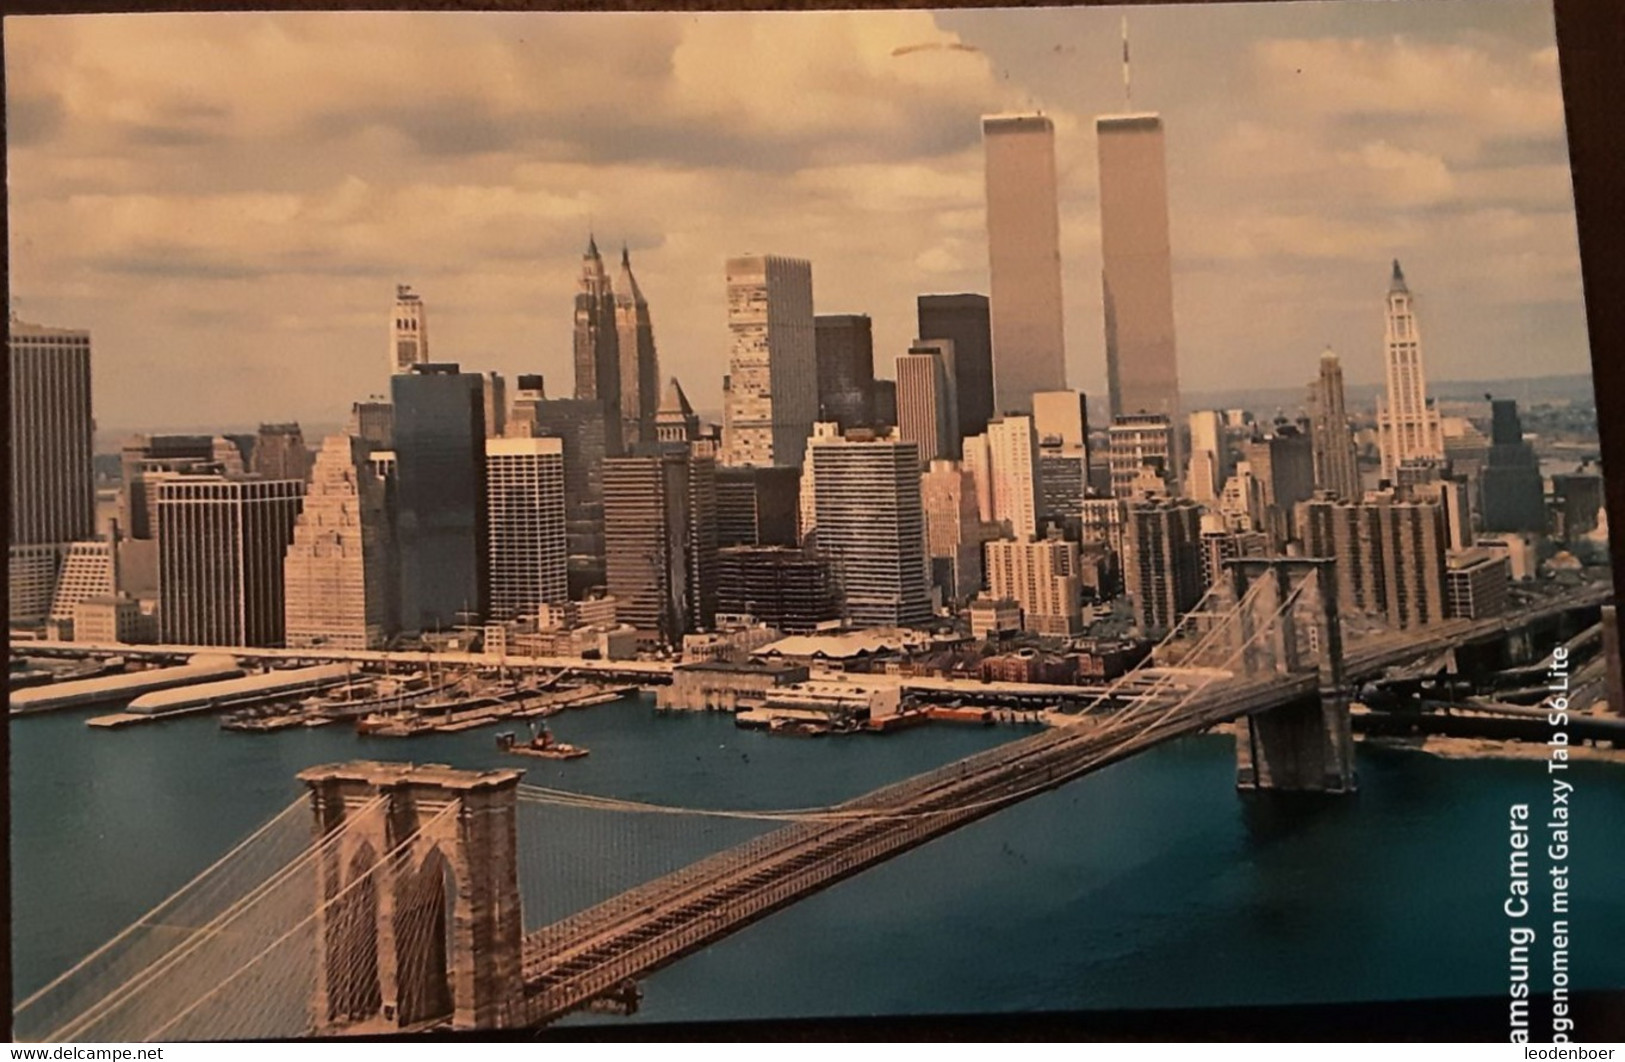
left=1098, top=112, right=1182, bottom=481
left=982, top=113, right=1067, bottom=415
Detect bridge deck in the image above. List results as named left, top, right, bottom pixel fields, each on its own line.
left=512, top=586, right=1612, bottom=1025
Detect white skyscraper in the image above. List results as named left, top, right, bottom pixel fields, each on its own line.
left=987, top=415, right=1041, bottom=542
left=983, top=114, right=1067, bottom=414
left=985, top=535, right=1082, bottom=636
left=961, top=431, right=996, bottom=525
left=390, top=284, right=428, bottom=376
left=811, top=432, right=931, bottom=628
left=1375, top=260, right=1443, bottom=481
left=722, top=255, right=817, bottom=469
left=485, top=436, right=569, bottom=622
left=9, top=316, right=94, bottom=624
left=1186, top=409, right=1224, bottom=502
left=1108, top=413, right=1173, bottom=499
left=283, top=435, right=395, bottom=649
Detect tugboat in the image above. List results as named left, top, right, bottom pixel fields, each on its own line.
left=497, top=722, right=589, bottom=760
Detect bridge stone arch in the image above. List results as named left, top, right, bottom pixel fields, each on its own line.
left=299, top=762, right=525, bottom=1034
left=1223, top=558, right=1356, bottom=794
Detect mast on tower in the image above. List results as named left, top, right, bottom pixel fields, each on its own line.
left=1121, top=15, right=1132, bottom=109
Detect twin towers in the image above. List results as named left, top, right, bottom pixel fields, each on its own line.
left=983, top=108, right=1181, bottom=475
left=568, top=106, right=1182, bottom=467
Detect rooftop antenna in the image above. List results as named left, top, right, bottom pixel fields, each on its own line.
left=1121, top=14, right=1133, bottom=110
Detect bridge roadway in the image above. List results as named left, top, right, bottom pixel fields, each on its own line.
left=512, top=587, right=1610, bottom=1025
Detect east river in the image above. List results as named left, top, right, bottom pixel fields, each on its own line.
left=11, top=695, right=1625, bottom=1025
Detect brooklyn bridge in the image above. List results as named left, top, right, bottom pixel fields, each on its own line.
left=13, top=559, right=1611, bottom=1042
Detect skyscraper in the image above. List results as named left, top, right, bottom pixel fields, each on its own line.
left=1033, top=391, right=1088, bottom=531
left=1297, top=491, right=1450, bottom=630
left=715, top=466, right=801, bottom=548
left=814, top=314, right=875, bottom=431
left=1108, top=413, right=1173, bottom=499
left=1479, top=398, right=1547, bottom=533
left=922, top=459, right=986, bottom=604
left=985, top=534, right=1083, bottom=636
left=9, top=316, right=94, bottom=623
left=723, top=255, right=817, bottom=468
left=615, top=246, right=661, bottom=451
left=603, top=450, right=719, bottom=646
left=1097, top=112, right=1182, bottom=481
left=485, top=437, right=568, bottom=622
left=348, top=399, right=395, bottom=453
left=525, top=396, right=609, bottom=585
left=391, top=364, right=488, bottom=633
left=895, top=341, right=958, bottom=464
left=918, top=293, right=995, bottom=438
left=283, top=434, right=396, bottom=649
left=1376, top=261, right=1444, bottom=481
left=1123, top=498, right=1203, bottom=638
left=1032, top=390, right=1089, bottom=454
left=389, top=285, right=428, bottom=376
left=983, top=114, right=1067, bottom=413
left=573, top=236, right=622, bottom=455
left=1309, top=348, right=1361, bottom=501
left=715, top=546, right=838, bottom=633
left=481, top=372, right=507, bottom=440
left=811, top=432, right=932, bottom=628
left=1241, top=427, right=1316, bottom=516
left=156, top=475, right=305, bottom=646
left=252, top=423, right=312, bottom=483
left=986, top=415, right=1041, bottom=542
left=1185, top=409, right=1224, bottom=502
left=505, top=375, right=546, bottom=438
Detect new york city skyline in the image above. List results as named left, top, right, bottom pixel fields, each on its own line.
left=5, top=1, right=1587, bottom=431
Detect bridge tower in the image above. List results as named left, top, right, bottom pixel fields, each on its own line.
left=1224, top=558, right=1357, bottom=793
left=298, top=762, right=525, bottom=1034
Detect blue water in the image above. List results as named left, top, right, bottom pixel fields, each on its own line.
left=11, top=696, right=1625, bottom=1023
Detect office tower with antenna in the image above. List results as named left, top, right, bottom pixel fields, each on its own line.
left=1097, top=20, right=1183, bottom=484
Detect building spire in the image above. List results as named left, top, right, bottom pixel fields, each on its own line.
left=1389, top=258, right=1407, bottom=293
left=586, top=232, right=600, bottom=259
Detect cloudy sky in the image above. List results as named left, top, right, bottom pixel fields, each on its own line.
left=5, top=0, right=1588, bottom=432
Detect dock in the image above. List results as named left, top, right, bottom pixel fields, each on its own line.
left=357, top=685, right=638, bottom=738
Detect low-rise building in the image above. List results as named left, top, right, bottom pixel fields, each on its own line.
left=968, top=597, right=1022, bottom=642
left=752, top=627, right=939, bottom=672
left=1068, top=638, right=1149, bottom=680
left=980, top=649, right=1078, bottom=685
left=71, top=595, right=153, bottom=644
left=509, top=623, right=639, bottom=660
left=682, top=620, right=782, bottom=663
left=658, top=659, right=811, bottom=711
left=1476, top=534, right=1538, bottom=582
left=763, top=677, right=902, bottom=720
left=1446, top=549, right=1511, bottom=619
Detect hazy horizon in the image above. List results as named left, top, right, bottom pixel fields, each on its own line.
left=8, top=2, right=1592, bottom=430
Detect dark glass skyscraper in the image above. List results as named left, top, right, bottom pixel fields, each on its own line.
left=1480, top=398, right=1547, bottom=533
left=715, top=466, right=800, bottom=548
left=813, top=314, right=875, bottom=431
left=603, top=450, right=718, bottom=646
left=917, top=293, right=994, bottom=438
left=391, top=363, right=488, bottom=633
